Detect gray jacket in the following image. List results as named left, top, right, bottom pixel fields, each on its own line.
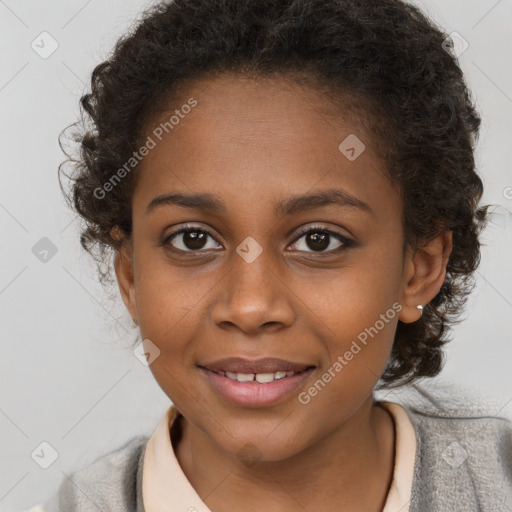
left=38, top=384, right=512, bottom=511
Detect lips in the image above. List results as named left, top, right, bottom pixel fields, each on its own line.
left=198, top=357, right=317, bottom=407
left=198, top=357, right=314, bottom=374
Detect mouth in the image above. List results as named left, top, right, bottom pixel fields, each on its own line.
left=198, top=357, right=316, bottom=407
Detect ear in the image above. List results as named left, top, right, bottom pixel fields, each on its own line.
left=398, top=230, right=453, bottom=323
left=112, top=228, right=138, bottom=324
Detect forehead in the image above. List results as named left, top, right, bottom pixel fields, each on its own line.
left=133, top=73, right=400, bottom=221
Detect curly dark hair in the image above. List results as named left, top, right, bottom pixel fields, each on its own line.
left=59, top=0, right=491, bottom=388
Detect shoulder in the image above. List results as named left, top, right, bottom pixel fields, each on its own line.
left=377, top=383, right=512, bottom=511
left=35, top=435, right=149, bottom=512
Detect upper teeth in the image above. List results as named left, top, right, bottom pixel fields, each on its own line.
left=219, top=370, right=297, bottom=383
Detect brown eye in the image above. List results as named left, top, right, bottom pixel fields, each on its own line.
left=163, top=225, right=222, bottom=252
left=289, top=226, right=353, bottom=253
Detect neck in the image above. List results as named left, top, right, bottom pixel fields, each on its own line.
left=173, top=396, right=395, bottom=512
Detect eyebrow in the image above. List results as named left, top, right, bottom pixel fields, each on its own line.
left=145, top=188, right=373, bottom=216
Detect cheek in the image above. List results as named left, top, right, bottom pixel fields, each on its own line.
left=302, top=255, right=400, bottom=332
left=300, top=261, right=400, bottom=384
left=302, top=289, right=398, bottom=415
left=133, top=263, right=210, bottom=403
left=132, top=253, right=208, bottom=354
left=136, top=278, right=206, bottom=345
left=313, top=285, right=398, bottom=373
left=133, top=238, right=207, bottom=321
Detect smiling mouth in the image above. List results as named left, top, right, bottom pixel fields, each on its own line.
left=198, top=356, right=316, bottom=406
left=199, top=364, right=316, bottom=407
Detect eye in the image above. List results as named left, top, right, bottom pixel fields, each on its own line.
left=289, top=225, right=353, bottom=253
left=162, top=223, right=354, bottom=255
left=162, top=224, right=222, bottom=252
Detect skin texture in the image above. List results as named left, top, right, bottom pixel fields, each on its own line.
left=114, top=74, right=453, bottom=512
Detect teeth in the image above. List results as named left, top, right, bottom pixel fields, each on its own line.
left=237, top=373, right=255, bottom=382
left=220, top=370, right=301, bottom=383
left=255, top=373, right=275, bottom=383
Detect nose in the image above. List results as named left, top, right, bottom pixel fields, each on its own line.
left=210, top=249, right=296, bottom=335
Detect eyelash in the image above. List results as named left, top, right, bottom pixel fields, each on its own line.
left=162, top=223, right=354, bottom=255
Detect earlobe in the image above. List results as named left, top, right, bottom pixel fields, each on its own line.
left=398, top=230, right=453, bottom=323
left=113, top=241, right=138, bottom=324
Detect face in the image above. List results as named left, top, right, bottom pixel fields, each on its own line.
left=115, top=73, right=445, bottom=462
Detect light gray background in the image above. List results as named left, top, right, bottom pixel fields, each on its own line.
left=1, top=0, right=511, bottom=510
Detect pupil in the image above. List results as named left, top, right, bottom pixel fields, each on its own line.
left=184, top=230, right=207, bottom=249
left=307, top=232, right=329, bottom=251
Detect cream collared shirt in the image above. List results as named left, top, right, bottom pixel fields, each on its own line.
left=142, top=401, right=416, bottom=512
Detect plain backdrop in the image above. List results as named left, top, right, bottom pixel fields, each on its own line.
left=1, top=0, right=511, bottom=510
